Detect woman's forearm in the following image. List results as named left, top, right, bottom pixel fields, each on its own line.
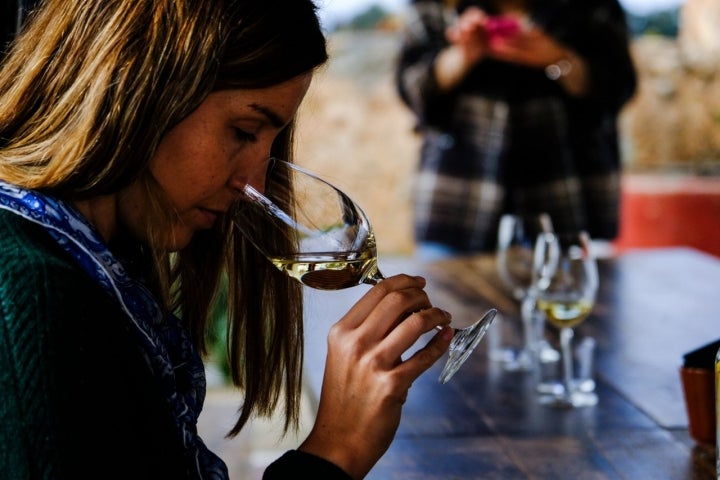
left=433, top=44, right=477, bottom=92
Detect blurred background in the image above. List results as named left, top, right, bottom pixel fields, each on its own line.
left=201, top=1, right=720, bottom=477
left=296, top=0, right=720, bottom=257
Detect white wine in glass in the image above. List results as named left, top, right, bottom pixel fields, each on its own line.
left=234, top=158, right=497, bottom=384
left=533, top=231, right=599, bottom=408
left=269, top=246, right=379, bottom=290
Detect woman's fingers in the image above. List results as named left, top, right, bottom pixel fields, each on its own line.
left=328, top=272, right=454, bottom=372
left=336, top=274, right=428, bottom=330
left=330, top=275, right=454, bottom=385
left=393, top=324, right=454, bottom=381
left=378, top=307, right=452, bottom=365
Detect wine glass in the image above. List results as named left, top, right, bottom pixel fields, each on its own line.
left=233, top=158, right=497, bottom=384
left=495, top=213, right=556, bottom=371
left=532, top=231, right=599, bottom=408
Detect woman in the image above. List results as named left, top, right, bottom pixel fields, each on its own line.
left=396, top=0, right=637, bottom=256
left=0, top=1, right=453, bottom=478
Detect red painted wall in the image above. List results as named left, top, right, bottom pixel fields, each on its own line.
left=614, top=175, right=720, bottom=258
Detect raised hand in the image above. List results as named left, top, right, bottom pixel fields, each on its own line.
left=445, top=6, right=490, bottom=67
left=299, top=274, right=453, bottom=479
left=486, top=23, right=568, bottom=69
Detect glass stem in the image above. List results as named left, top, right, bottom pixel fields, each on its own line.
left=520, top=295, right=535, bottom=363
left=364, top=268, right=385, bottom=285
left=560, top=327, right=575, bottom=401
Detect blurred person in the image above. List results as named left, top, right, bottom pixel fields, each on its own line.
left=0, top=1, right=454, bottom=478
left=396, top=0, right=637, bottom=257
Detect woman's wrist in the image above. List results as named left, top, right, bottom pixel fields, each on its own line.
left=545, top=58, right=573, bottom=80
left=299, top=434, right=368, bottom=480
left=545, top=50, right=589, bottom=97
left=265, top=450, right=353, bottom=479
left=434, top=45, right=475, bottom=92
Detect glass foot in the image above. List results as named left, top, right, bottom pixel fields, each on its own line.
left=438, top=309, right=497, bottom=384
left=537, top=378, right=596, bottom=395
left=539, top=390, right=598, bottom=408
left=573, top=378, right=596, bottom=393
left=537, top=340, right=560, bottom=363
left=488, top=346, right=517, bottom=363
left=536, top=380, right=564, bottom=395
left=489, top=343, right=557, bottom=373
left=489, top=347, right=535, bottom=372
left=502, top=349, right=535, bottom=372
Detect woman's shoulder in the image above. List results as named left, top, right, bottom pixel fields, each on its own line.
left=0, top=208, right=102, bottom=323
left=0, top=208, right=82, bottom=277
left=0, top=209, right=186, bottom=478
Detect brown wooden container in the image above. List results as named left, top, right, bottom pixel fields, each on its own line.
left=679, top=366, right=716, bottom=445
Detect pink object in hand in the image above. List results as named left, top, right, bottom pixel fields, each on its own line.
left=484, top=15, right=520, bottom=39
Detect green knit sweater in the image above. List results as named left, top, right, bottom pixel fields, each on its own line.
left=0, top=210, right=186, bottom=478
left=0, top=209, right=354, bottom=479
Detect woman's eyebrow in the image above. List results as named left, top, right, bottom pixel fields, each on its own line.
left=249, top=103, right=285, bottom=128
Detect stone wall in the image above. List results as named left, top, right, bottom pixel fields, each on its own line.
left=621, top=0, right=720, bottom=173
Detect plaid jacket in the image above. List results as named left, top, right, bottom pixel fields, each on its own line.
left=396, top=0, right=637, bottom=252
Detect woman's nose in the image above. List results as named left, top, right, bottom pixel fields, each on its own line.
left=230, top=156, right=271, bottom=196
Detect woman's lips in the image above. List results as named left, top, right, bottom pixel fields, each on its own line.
left=196, top=207, right=219, bottom=228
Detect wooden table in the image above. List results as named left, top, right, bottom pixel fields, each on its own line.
left=302, top=247, right=719, bottom=479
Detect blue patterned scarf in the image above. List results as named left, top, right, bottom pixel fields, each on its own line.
left=0, top=181, right=229, bottom=479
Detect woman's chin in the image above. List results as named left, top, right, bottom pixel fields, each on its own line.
left=163, top=229, right=194, bottom=252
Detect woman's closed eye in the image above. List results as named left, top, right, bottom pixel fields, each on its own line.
left=234, top=127, right=257, bottom=143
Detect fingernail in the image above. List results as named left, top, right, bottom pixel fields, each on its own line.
left=442, top=309, right=452, bottom=320
left=442, top=326, right=454, bottom=341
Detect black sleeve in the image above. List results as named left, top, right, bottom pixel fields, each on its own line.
left=537, top=0, right=637, bottom=117
left=263, top=450, right=353, bottom=479
left=395, top=0, right=458, bottom=129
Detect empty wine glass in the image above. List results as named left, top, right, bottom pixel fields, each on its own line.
left=533, top=231, right=599, bottom=408
left=233, top=158, right=497, bottom=384
left=495, top=213, right=556, bottom=371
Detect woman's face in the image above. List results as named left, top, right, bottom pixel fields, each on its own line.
left=119, top=73, right=312, bottom=251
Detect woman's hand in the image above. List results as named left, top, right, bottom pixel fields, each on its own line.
left=446, top=6, right=489, bottom=67
left=299, top=274, right=453, bottom=479
left=487, top=23, right=590, bottom=96
left=486, top=23, right=566, bottom=69
left=434, top=7, right=488, bottom=90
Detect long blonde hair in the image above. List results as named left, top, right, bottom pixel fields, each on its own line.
left=0, top=0, right=327, bottom=435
